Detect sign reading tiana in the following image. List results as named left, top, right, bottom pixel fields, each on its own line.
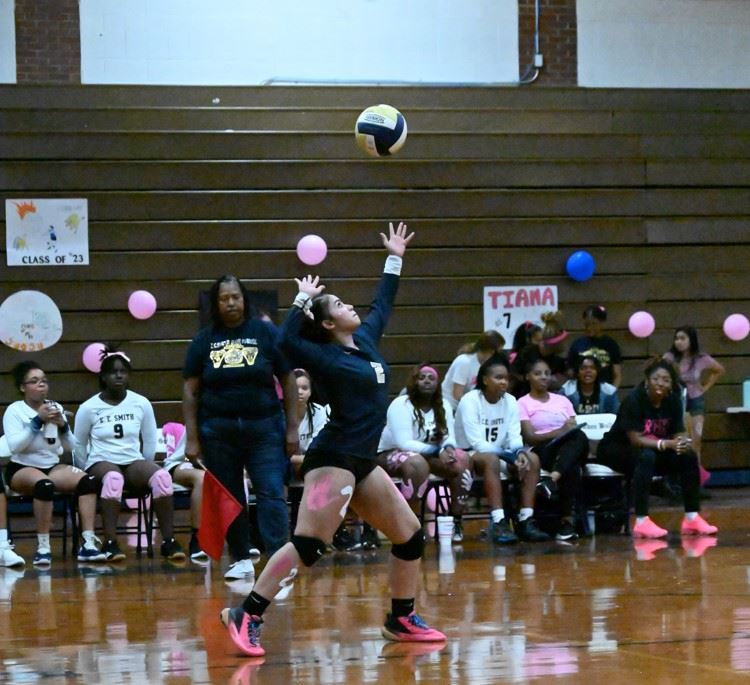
left=483, top=285, right=559, bottom=349
left=5, top=198, right=89, bottom=266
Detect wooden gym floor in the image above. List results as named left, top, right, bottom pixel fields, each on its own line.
left=1, top=491, right=750, bottom=684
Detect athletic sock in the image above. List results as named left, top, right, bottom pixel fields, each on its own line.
left=391, top=598, right=415, bottom=618
left=490, top=508, right=505, bottom=524
left=518, top=508, right=534, bottom=522
left=685, top=512, right=698, bottom=521
left=242, top=591, right=271, bottom=617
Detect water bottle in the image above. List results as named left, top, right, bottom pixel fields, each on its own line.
left=43, top=400, right=59, bottom=444
left=743, top=378, right=750, bottom=408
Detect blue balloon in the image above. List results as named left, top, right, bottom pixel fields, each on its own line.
left=566, top=250, right=595, bottom=282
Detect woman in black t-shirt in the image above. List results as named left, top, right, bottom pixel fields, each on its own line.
left=596, top=359, right=717, bottom=539
left=182, top=275, right=299, bottom=579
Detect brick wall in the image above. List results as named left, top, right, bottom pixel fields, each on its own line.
left=519, top=0, right=578, bottom=85
left=15, top=0, right=80, bottom=83
left=11, top=1, right=579, bottom=86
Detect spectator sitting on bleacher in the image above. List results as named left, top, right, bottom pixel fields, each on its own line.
left=74, top=349, right=185, bottom=562
left=161, top=422, right=209, bottom=563
left=594, top=358, right=718, bottom=540
left=455, top=354, right=550, bottom=544
left=511, top=312, right=568, bottom=397
left=566, top=305, right=622, bottom=388
left=560, top=355, right=620, bottom=415
left=378, top=363, right=471, bottom=543
left=3, top=361, right=104, bottom=567
left=518, top=357, right=590, bottom=542
left=441, top=330, right=504, bottom=412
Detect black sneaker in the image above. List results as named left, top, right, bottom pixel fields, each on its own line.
left=516, top=517, right=551, bottom=542
left=489, top=518, right=518, bottom=545
left=161, top=537, right=186, bottom=561
left=101, top=539, right=126, bottom=562
left=360, top=523, right=381, bottom=550
left=536, top=476, right=559, bottom=501
left=332, top=524, right=361, bottom=551
left=452, top=518, right=464, bottom=543
left=189, top=533, right=210, bottom=562
left=556, top=520, right=579, bottom=542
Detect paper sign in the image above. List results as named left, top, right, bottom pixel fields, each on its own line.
left=0, top=290, right=63, bottom=351
left=483, top=285, right=558, bottom=348
left=5, top=198, right=89, bottom=266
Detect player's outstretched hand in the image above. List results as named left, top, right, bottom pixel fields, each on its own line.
left=295, top=274, right=325, bottom=299
left=380, top=221, right=415, bottom=257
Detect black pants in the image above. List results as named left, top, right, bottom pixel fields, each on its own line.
left=535, top=428, right=589, bottom=517
left=596, top=441, right=700, bottom=516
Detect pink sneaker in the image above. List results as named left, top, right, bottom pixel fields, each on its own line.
left=682, top=536, right=718, bottom=558
left=220, top=607, right=266, bottom=657
left=382, top=612, right=446, bottom=642
left=681, top=514, right=718, bottom=536
left=633, top=539, right=668, bottom=561
left=632, top=517, right=668, bottom=539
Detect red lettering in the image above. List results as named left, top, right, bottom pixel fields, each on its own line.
left=488, top=290, right=514, bottom=308
left=515, top=289, right=529, bottom=307
left=542, top=287, right=555, bottom=306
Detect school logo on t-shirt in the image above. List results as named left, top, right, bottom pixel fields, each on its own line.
left=210, top=341, right=258, bottom=369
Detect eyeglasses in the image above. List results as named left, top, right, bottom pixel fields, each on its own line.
left=22, top=377, right=48, bottom=386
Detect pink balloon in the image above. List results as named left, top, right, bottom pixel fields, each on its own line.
left=723, top=313, right=750, bottom=341
left=296, top=235, right=327, bottom=266
left=128, top=290, right=157, bottom=320
left=82, top=342, right=106, bottom=373
left=628, top=311, right=655, bottom=338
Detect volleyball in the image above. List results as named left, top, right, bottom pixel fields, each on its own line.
left=354, top=104, right=407, bottom=157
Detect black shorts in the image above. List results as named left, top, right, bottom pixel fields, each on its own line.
left=5, top=460, right=54, bottom=487
left=300, top=450, right=378, bottom=484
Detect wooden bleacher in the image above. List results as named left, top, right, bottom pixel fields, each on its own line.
left=0, top=85, right=749, bottom=476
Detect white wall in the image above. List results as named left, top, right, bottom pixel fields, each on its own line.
left=0, top=0, right=15, bottom=83
left=80, top=0, right=519, bottom=85
left=578, top=0, right=750, bottom=88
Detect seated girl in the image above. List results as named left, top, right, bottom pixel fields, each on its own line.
left=455, top=354, right=550, bottom=544
left=560, top=355, right=620, bottom=415
left=161, top=422, right=209, bottom=563
left=441, top=330, right=504, bottom=411
left=378, top=363, right=471, bottom=542
left=595, top=358, right=718, bottom=539
left=512, top=312, right=567, bottom=397
left=74, top=349, right=185, bottom=562
left=518, top=357, right=590, bottom=541
left=3, top=361, right=103, bottom=566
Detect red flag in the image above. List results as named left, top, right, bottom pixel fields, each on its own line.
left=197, top=470, right=244, bottom=561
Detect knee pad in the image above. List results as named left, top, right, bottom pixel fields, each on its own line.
left=291, top=534, right=327, bottom=567
left=33, top=478, right=55, bottom=502
left=75, top=474, right=99, bottom=496
left=101, top=471, right=124, bottom=501
left=148, top=469, right=174, bottom=499
left=391, top=529, right=425, bottom=561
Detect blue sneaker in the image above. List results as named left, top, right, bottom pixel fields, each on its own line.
left=32, top=550, right=52, bottom=567
left=77, top=544, right=107, bottom=562
left=489, top=518, right=518, bottom=545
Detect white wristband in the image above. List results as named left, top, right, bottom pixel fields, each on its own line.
left=293, top=292, right=312, bottom=310
left=384, top=255, right=402, bottom=276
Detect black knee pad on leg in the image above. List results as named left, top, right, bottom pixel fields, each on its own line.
left=291, top=534, right=327, bottom=567
left=391, top=529, right=425, bottom=561
left=75, top=474, right=98, bottom=496
left=33, top=479, right=55, bottom=501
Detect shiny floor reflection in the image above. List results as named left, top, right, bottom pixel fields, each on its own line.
left=1, top=499, right=749, bottom=683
